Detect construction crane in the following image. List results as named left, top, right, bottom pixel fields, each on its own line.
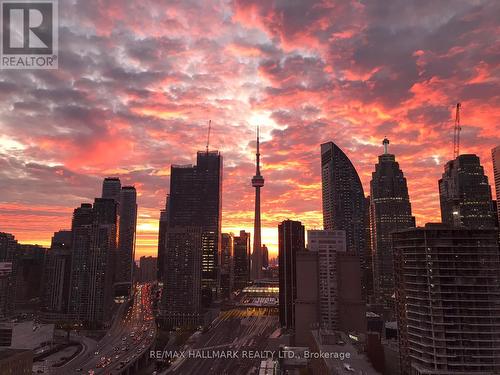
left=453, top=103, right=462, bottom=159
left=206, top=119, right=211, bottom=153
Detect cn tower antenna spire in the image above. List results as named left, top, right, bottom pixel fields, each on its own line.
left=251, top=125, right=265, bottom=281
left=256, top=125, right=261, bottom=175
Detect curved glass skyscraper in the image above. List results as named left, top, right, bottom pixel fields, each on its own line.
left=321, top=142, right=366, bottom=257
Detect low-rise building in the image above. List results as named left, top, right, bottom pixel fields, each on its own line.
left=0, top=349, right=33, bottom=375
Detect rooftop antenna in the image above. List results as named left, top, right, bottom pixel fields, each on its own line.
left=206, top=119, right=211, bottom=153
left=383, top=137, right=390, bottom=154
left=453, top=103, right=461, bottom=159
left=256, top=125, right=261, bottom=175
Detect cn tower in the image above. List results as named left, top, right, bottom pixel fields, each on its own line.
left=251, top=126, right=264, bottom=281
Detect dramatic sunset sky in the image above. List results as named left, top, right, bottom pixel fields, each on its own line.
left=0, top=0, right=499, bottom=258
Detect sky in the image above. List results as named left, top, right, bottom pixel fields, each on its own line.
left=0, top=0, right=499, bottom=258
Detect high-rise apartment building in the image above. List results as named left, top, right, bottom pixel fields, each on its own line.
left=233, top=230, right=250, bottom=291
left=307, top=230, right=366, bottom=333
left=115, top=186, right=137, bottom=295
left=13, top=244, right=45, bottom=311
left=162, top=226, right=202, bottom=328
left=157, top=198, right=169, bottom=282
left=321, top=142, right=366, bottom=255
left=307, top=230, right=346, bottom=330
left=68, top=199, right=117, bottom=327
left=393, top=224, right=500, bottom=375
left=364, top=196, right=373, bottom=300
left=370, top=138, right=415, bottom=307
left=165, top=151, right=222, bottom=301
left=88, top=198, right=117, bottom=326
left=220, top=233, right=234, bottom=298
left=101, top=177, right=121, bottom=202
left=439, top=154, right=496, bottom=229
left=160, top=150, right=222, bottom=325
left=336, top=251, right=366, bottom=333
left=294, top=249, right=319, bottom=346
left=321, top=142, right=368, bottom=298
left=278, top=220, right=305, bottom=329
left=101, top=178, right=137, bottom=297
left=42, top=230, right=72, bottom=314
left=67, top=203, right=93, bottom=324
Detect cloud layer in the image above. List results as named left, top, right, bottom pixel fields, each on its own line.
left=1, top=0, right=499, bottom=256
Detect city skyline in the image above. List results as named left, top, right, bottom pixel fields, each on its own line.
left=2, top=137, right=499, bottom=258
left=0, top=1, right=499, bottom=374
left=1, top=1, right=499, bottom=258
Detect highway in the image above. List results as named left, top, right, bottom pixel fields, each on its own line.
left=60, top=283, right=156, bottom=374
left=166, top=307, right=278, bottom=375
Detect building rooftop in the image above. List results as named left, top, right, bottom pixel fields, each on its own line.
left=0, top=348, right=32, bottom=360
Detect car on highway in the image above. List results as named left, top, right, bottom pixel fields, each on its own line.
left=343, top=363, right=355, bottom=372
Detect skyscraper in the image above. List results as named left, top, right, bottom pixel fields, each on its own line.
left=308, top=230, right=345, bottom=330
left=321, top=142, right=366, bottom=255
left=363, top=196, right=373, bottom=300
left=88, top=198, right=118, bottom=325
left=68, top=199, right=117, bottom=327
left=101, top=178, right=137, bottom=296
left=157, top=197, right=169, bottom=282
left=439, top=154, right=496, bottom=229
left=138, top=256, right=157, bottom=283
left=321, top=141, right=368, bottom=302
left=370, top=138, right=415, bottom=307
left=393, top=224, right=500, bottom=375
left=42, top=230, right=72, bottom=314
left=115, top=186, right=137, bottom=295
left=492, top=145, right=500, bottom=229
left=14, top=244, right=45, bottom=311
left=67, top=203, right=93, bottom=323
left=308, top=230, right=365, bottom=333
left=233, top=230, right=251, bottom=291
left=336, top=251, right=366, bottom=333
left=101, top=177, right=121, bottom=202
left=252, top=127, right=265, bottom=281
left=162, top=226, right=202, bottom=328
left=220, top=233, right=234, bottom=298
left=294, top=249, right=318, bottom=346
left=196, top=151, right=223, bottom=297
left=165, top=151, right=222, bottom=300
left=278, top=220, right=305, bottom=329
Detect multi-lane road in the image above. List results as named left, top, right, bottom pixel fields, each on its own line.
left=60, top=283, right=156, bottom=374
left=166, top=307, right=278, bottom=375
